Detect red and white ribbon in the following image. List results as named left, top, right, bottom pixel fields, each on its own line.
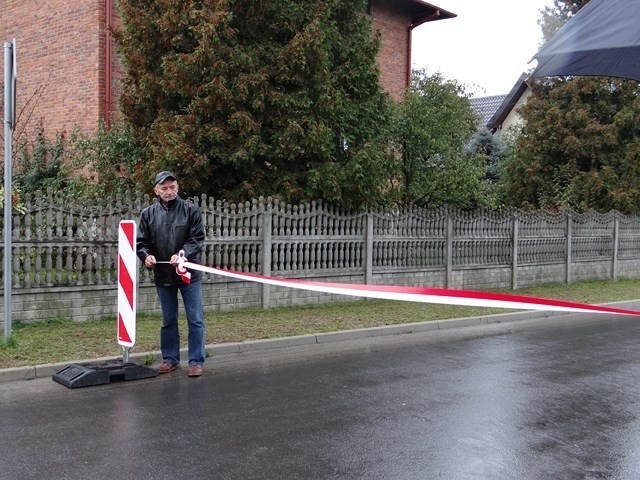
left=173, top=255, right=640, bottom=317
left=175, top=251, right=191, bottom=284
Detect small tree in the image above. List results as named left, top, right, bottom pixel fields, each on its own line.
left=393, top=69, right=490, bottom=208
left=467, top=127, right=506, bottom=184
left=63, top=122, right=144, bottom=199
left=538, top=0, right=584, bottom=43
left=12, top=123, right=67, bottom=195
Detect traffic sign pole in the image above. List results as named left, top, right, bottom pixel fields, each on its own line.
left=4, top=40, right=16, bottom=343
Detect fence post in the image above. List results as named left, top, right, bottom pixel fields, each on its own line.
left=612, top=218, right=619, bottom=281
left=566, top=213, right=572, bottom=284
left=445, top=215, right=453, bottom=288
left=261, top=202, right=272, bottom=308
left=364, top=212, right=374, bottom=285
left=511, top=214, right=519, bottom=290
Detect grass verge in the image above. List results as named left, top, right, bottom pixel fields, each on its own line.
left=1, top=278, right=639, bottom=369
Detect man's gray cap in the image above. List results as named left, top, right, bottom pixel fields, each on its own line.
left=154, top=171, right=177, bottom=185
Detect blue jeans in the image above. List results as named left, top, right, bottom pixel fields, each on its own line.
left=156, top=280, right=206, bottom=366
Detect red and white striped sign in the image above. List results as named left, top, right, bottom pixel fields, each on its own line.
left=117, top=220, right=137, bottom=347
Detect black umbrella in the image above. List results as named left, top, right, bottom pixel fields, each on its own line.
left=531, top=0, right=640, bottom=81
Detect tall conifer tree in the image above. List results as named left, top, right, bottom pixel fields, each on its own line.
left=115, top=0, right=395, bottom=207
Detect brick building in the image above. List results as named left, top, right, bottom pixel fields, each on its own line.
left=1, top=0, right=123, bottom=139
left=1, top=0, right=454, bottom=140
left=369, top=0, right=455, bottom=100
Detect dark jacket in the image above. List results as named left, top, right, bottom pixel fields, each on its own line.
left=136, top=197, right=205, bottom=286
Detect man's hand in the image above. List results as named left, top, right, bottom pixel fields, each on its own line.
left=144, top=255, right=157, bottom=268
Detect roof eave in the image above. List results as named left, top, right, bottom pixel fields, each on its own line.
left=409, top=1, right=457, bottom=29
left=487, top=73, right=530, bottom=131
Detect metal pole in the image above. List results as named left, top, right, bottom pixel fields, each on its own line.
left=4, top=41, right=14, bottom=342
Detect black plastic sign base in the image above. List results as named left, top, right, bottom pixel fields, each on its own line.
left=52, top=359, right=159, bottom=388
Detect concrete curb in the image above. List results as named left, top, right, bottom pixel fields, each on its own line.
left=2, top=300, right=639, bottom=384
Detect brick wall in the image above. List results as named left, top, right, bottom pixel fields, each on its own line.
left=370, top=0, right=411, bottom=101
left=0, top=0, right=123, bottom=140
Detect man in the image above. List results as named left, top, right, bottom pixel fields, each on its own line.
left=136, top=171, right=206, bottom=377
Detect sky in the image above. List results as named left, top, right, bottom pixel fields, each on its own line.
left=411, top=0, right=554, bottom=98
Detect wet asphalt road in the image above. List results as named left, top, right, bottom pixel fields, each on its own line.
left=3, top=313, right=640, bottom=480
